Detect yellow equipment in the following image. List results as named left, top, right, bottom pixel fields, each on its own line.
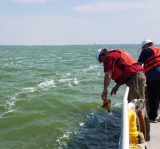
left=101, top=94, right=111, bottom=112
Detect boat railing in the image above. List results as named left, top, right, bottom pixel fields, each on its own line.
left=119, top=86, right=129, bottom=149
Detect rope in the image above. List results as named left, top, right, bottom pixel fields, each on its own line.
left=105, top=110, right=107, bottom=149
left=101, top=94, right=111, bottom=149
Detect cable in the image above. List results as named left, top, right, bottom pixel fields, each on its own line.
left=105, top=110, right=107, bottom=149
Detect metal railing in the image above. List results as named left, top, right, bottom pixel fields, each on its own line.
left=119, top=86, right=129, bottom=149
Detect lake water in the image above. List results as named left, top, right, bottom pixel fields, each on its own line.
left=1, top=44, right=159, bottom=149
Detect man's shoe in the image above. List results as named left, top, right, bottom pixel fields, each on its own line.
left=149, top=119, right=157, bottom=123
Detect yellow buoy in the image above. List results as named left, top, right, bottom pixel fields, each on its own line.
left=128, top=109, right=138, bottom=144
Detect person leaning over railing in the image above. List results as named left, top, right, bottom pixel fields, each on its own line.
left=95, top=47, right=150, bottom=141
left=137, top=39, right=160, bottom=123
left=95, top=47, right=146, bottom=101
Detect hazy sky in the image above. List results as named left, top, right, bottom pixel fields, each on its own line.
left=0, top=0, right=160, bottom=45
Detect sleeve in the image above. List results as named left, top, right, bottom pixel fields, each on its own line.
left=104, top=55, right=116, bottom=72
left=137, top=48, right=154, bottom=63
left=138, top=50, right=146, bottom=63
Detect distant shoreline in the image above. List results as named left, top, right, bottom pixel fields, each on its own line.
left=0, top=44, right=143, bottom=46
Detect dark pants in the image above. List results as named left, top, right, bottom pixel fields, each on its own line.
left=147, top=80, right=160, bottom=120
left=125, top=72, right=146, bottom=102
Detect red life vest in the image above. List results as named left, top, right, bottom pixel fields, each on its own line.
left=107, top=49, right=136, bottom=82
left=143, top=46, right=160, bottom=75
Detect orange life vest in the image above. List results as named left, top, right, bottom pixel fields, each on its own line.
left=143, top=46, right=160, bottom=74
left=107, top=49, right=136, bottom=82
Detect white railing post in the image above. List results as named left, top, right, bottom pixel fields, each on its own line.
left=119, top=86, right=129, bottom=149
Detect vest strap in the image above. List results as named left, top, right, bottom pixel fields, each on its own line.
left=144, top=55, right=160, bottom=69
left=121, top=64, right=127, bottom=70
left=116, top=57, right=121, bottom=63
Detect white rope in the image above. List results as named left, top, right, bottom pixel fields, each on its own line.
left=105, top=110, right=107, bottom=149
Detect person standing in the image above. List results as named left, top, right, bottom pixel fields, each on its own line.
left=138, top=39, right=160, bottom=123
left=95, top=47, right=146, bottom=102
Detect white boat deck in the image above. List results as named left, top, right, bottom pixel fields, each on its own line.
left=145, top=116, right=160, bottom=149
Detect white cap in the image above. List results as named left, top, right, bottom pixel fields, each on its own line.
left=141, top=39, right=155, bottom=48
left=95, top=49, right=102, bottom=62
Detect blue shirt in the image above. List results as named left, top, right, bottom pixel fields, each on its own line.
left=138, top=47, right=160, bottom=83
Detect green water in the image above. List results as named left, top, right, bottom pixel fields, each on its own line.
left=1, top=44, right=156, bottom=149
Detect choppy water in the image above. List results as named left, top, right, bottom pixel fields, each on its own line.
left=1, top=44, right=159, bottom=149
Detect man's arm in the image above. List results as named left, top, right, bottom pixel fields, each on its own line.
left=111, top=83, right=121, bottom=95
left=102, top=71, right=112, bottom=97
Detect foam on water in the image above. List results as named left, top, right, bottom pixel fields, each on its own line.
left=58, top=78, right=80, bottom=86
left=73, top=78, right=79, bottom=85
left=22, top=87, right=36, bottom=93
left=38, top=80, right=56, bottom=89
left=79, top=122, right=84, bottom=126
left=114, top=102, right=122, bottom=108
left=83, top=65, right=99, bottom=72
left=58, top=78, right=72, bottom=83
left=0, top=109, right=15, bottom=118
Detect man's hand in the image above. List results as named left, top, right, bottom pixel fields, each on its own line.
left=111, top=83, right=121, bottom=95
left=101, top=90, right=108, bottom=98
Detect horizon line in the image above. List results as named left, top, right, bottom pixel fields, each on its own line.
left=0, top=43, right=143, bottom=46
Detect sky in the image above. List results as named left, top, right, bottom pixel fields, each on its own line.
left=0, top=0, right=160, bottom=45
